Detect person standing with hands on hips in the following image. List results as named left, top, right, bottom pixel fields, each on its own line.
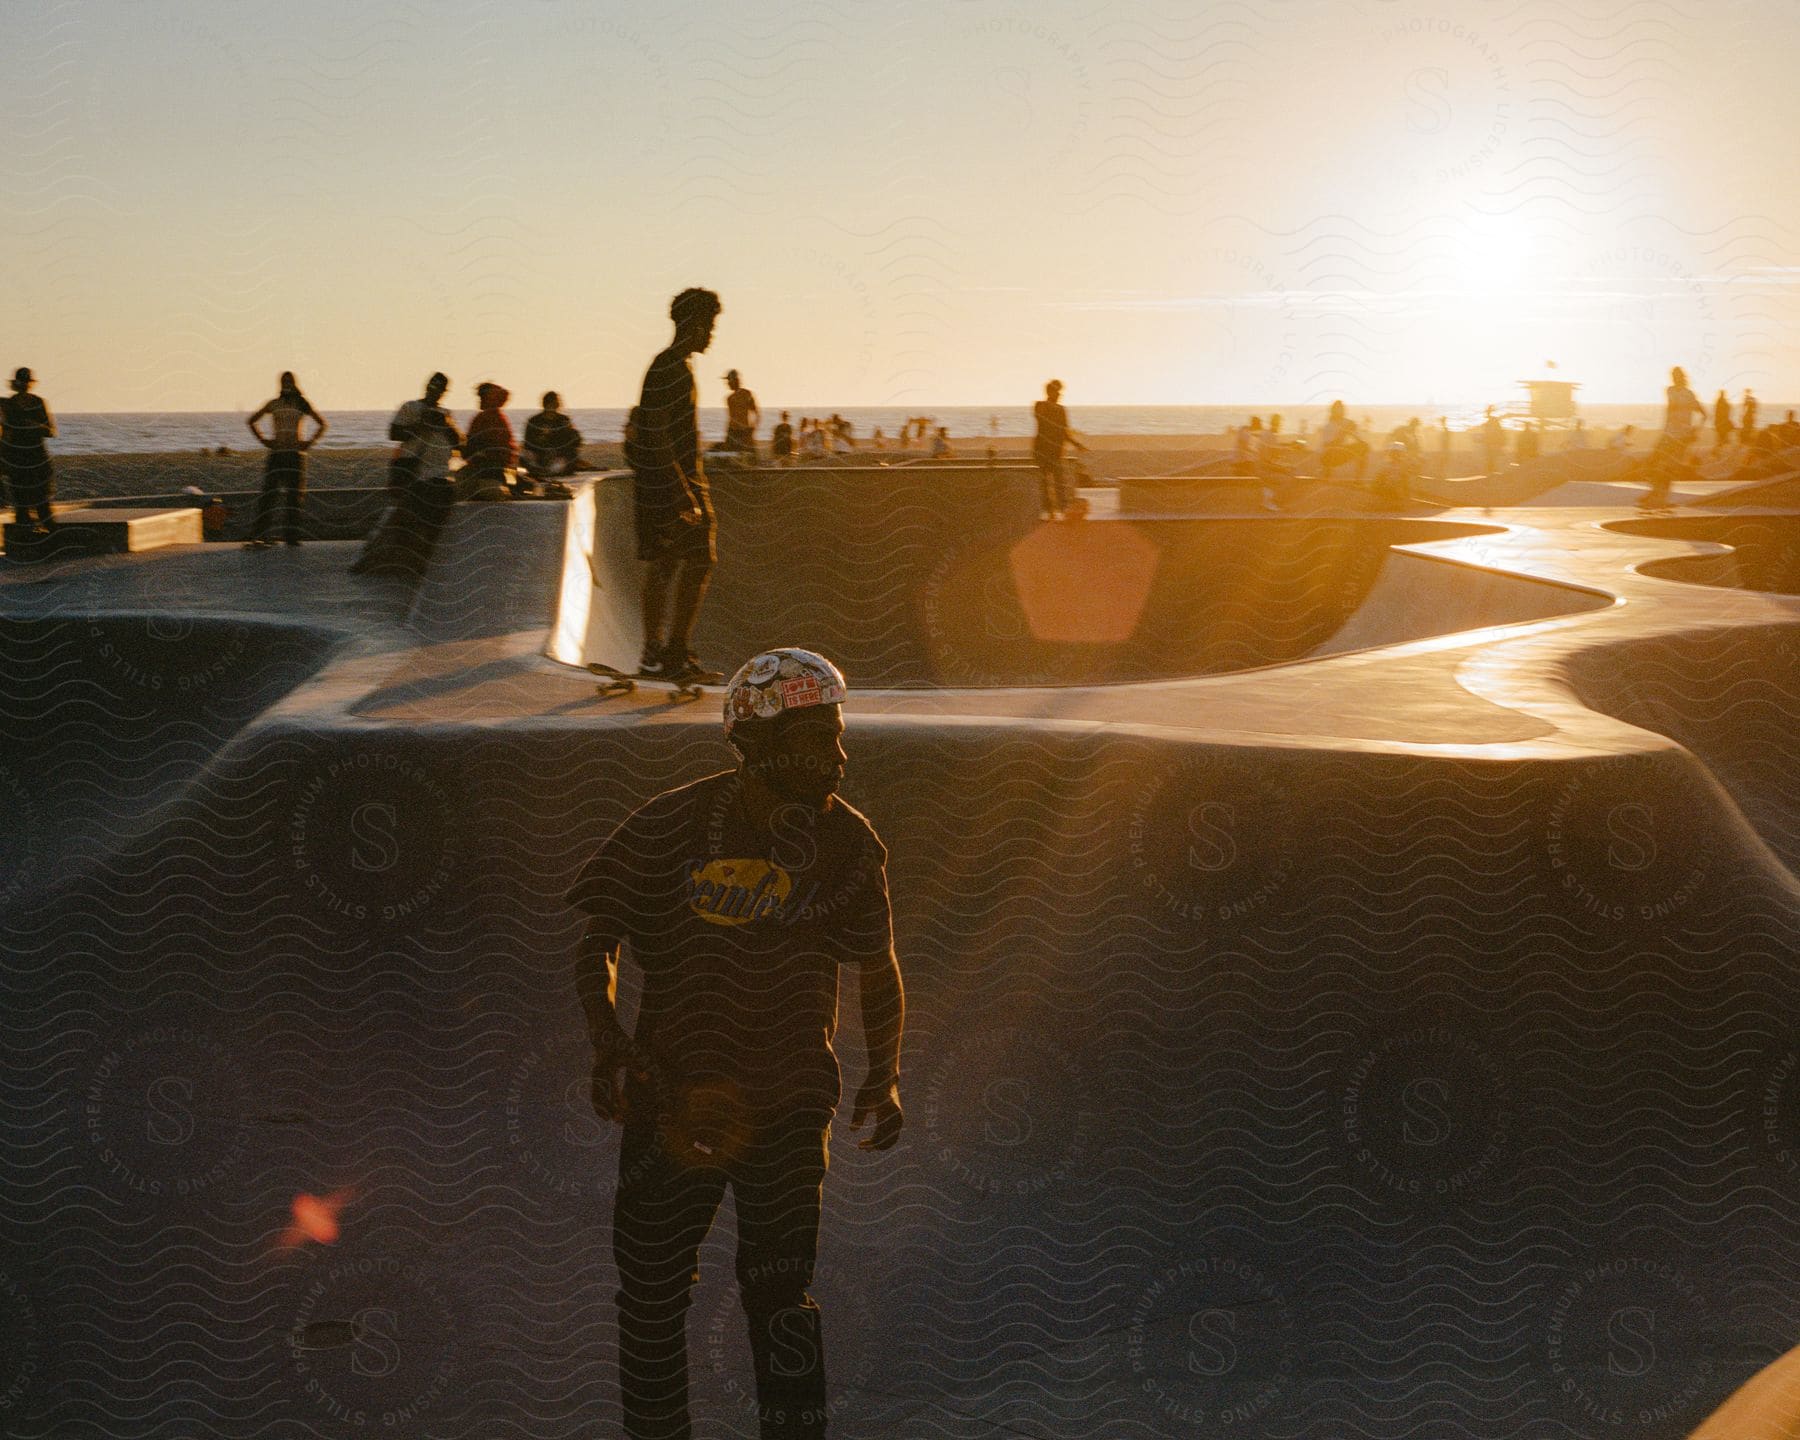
left=244, top=371, right=326, bottom=549
left=569, top=648, right=904, bottom=1440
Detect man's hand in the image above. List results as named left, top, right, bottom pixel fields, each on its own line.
left=850, top=1076, right=903, bottom=1152
left=590, top=1028, right=650, bottom=1125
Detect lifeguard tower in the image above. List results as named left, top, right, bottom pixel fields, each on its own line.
left=1512, top=377, right=1581, bottom=429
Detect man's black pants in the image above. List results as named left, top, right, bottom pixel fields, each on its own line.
left=613, top=1110, right=831, bottom=1440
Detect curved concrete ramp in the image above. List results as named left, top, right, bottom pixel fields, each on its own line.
left=2, top=495, right=1797, bottom=1438
left=555, top=474, right=1608, bottom=685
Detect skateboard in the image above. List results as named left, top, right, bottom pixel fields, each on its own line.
left=588, top=661, right=723, bottom=703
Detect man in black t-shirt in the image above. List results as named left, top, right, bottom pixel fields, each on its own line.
left=633, top=288, right=723, bottom=682
left=569, top=648, right=904, bottom=1440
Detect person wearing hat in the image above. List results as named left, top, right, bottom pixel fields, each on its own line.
left=568, top=648, right=904, bottom=1440
left=723, top=368, right=760, bottom=456
left=1, top=367, right=57, bottom=536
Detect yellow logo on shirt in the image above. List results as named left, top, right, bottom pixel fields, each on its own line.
left=688, top=859, right=794, bottom=926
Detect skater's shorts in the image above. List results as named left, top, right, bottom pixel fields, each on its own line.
left=635, top=499, right=716, bottom=564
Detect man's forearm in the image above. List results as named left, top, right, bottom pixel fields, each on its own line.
left=859, top=954, right=904, bottom=1084
left=575, top=921, right=626, bottom=1044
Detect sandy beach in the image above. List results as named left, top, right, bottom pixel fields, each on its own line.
left=23, top=436, right=1210, bottom=503
left=13, top=429, right=1657, bottom=505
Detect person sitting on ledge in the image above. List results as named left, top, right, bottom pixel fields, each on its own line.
left=930, top=426, right=952, bottom=458
left=522, top=391, right=583, bottom=482
left=458, top=381, right=517, bottom=501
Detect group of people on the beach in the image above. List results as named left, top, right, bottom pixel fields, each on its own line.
left=1217, top=370, right=1800, bottom=511
left=721, top=396, right=952, bottom=466
left=10, top=336, right=1800, bottom=562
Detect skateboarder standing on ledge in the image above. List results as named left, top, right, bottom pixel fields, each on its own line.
left=569, top=647, right=905, bottom=1440
left=631, top=288, right=725, bottom=683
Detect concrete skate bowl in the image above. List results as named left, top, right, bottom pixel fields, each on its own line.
left=0, top=613, right=340, bottom=903
left=4, top=495, right=1799, bottom=1437
left=1606, top=514, right=1800, bottom=594
left=5, top=710, right=1799, bottom=1437
left=1561, top=623, right=1800, bottom=877
left=557, top=471, right=1609, bottom=685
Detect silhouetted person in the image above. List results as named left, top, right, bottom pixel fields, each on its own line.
left=1032, top=379, right=1087, bottom=520
left=1234, top=416, right=1263, bottom=474
left=1566, top=418, right=1590, bottom=450
left=1741, top=389, right=1759, bottom=440
left=1318, top=400, right=1369, bottom=482
left=1480, top=405, right=1505, bottom=477
left=350, top=372, right=460, bottom=575
left=1642, top=364, right=1705, bottom=507
left=723, top=369, right=760, bottom=455
left=244, top=371, right=326, bottom=549
left=571, top=649, right=903, bottom=1440
left=1436, top=417, right=1452, bottom=476
left=1515, top=422, right=1540, bottom=465
left=1609, top=424, right=1636, bottom=453
left=771, top=410, right=794, bottom=466
left=523, top=391, right=584, bottom=480
left=1713, top=389, right=1734, bottom=449
left=1, top=367, right=56, bottom=535
left=633, top=287, right=722, bottom=681
left=458, top=381, right=516, bottom=500
left=930, top=425, right=952, bottom=458
left=1375, top=417, right=1423, bottom=505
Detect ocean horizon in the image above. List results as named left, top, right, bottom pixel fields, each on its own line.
left=39, top=401, right=1790, bottom=456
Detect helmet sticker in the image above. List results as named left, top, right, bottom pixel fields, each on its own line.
left=723, top=647, right=849, bottom=734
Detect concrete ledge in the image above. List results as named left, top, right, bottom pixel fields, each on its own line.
left=3, top=505, right=201, bottom=558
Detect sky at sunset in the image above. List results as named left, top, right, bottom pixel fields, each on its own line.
left=2, top=0, right=1797, bottom=411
